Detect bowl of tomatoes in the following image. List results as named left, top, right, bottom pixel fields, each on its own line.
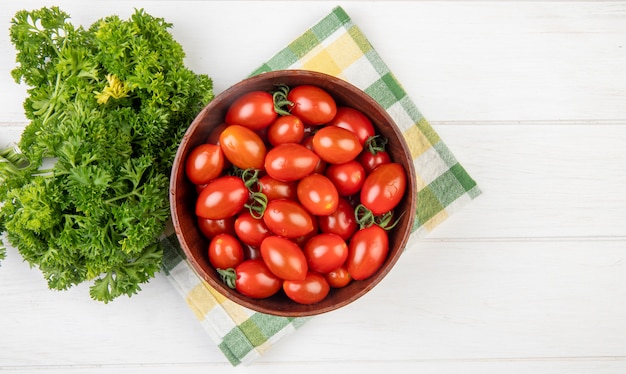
left=170, top=69, right=416, bottom=316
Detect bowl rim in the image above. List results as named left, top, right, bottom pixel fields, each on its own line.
left=170, top=69, right=417, bottom=317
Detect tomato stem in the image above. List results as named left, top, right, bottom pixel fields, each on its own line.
left=355, top=204, right=375, bottom=229
left=228, top=167, right=268, bottom=217
left=229, top=167, right=262, bottom=189
left=375, top=210, right=404, bottom=231
left=217, top=268, right=237, bottom=289
left=272, top=84, right=293, bottom=116
left=245, top=191, right=268, bottom=219
left=241, top=168, right=261, bottom=189
left=355, top=203, right=403, bottom=231
left=227, top=166, right=244, bottom=177
left=364, top=135, right=388, bottom=155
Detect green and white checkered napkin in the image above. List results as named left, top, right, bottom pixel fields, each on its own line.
left=161, top=6, right=481, bottom=366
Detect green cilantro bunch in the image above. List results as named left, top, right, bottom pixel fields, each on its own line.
left=0, top=7, right=213, bottom=302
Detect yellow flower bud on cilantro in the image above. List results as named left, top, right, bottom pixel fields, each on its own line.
left=1, top=7, right=213, bottom=302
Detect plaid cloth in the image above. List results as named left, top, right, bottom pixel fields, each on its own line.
left=161, top=6, right=480, bottom=366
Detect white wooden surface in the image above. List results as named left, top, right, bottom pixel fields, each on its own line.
left=2, top=1, right=626, bottom=372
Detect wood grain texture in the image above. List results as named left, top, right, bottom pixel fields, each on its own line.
left=1, top=1, right=625, bottom=372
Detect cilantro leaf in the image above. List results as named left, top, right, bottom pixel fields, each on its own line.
left=1, top=7, right=213, bottom=301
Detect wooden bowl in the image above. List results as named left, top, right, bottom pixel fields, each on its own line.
left=170, top=70, right=416, bottom=316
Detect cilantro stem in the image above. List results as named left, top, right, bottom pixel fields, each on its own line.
left=0, top=161, right=22, bottom=179
left=26, top=16, right=63, bottom=59
left=104, top=177, right=153, bottom=205
left=5, top=7, right=214, bottom=302
left=0, top=147, right=30, bottom=181
left=41, top=72, right=63, bottom=126
left=104, top=190, right=140, bottom=204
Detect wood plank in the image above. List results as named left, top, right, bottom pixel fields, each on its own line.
left=5, top=360, right=626, bottom=374
left=2, top=240, right=626, bottom=366
left=273, top=239, right=626, bottom=362
left=380, top=1, right=626, bottom=122
left=1, top=1, right=625, bottom=372
left=428, top=122, right=626, bottom=239
left=0, top=245, right=223, bottom=366
left=1, top=1, right=626, bottom=122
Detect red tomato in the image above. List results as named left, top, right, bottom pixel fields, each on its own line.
left=225, top=91, right=277, bottom=130
left=301, top=134, right=315, bottom=150
left=197, top=216, right=236, bottom=239
left=234, top=211, right=272, bottom=247
left=185, top=144, right=225, bottom=185
left=287, top=85, right=337, bottom=125
left=324, top=160, right=366, bottom=196
left=263, top=199, right=315, bottom=238
left=327, top=106, right=375, bottom=145
left=283, top=272, right=330, bottom=304
left=264, top=143, right=320, bottom=182
left=258, top=175, right=298, bottom=201
left=312, top=126, right=363, bottom=164
left=325, top=266, right=352, bottom=288
left=318, top=197, right=358, bottom=240
left=219, top=124, right=267, bottom=170
left=195, top=183, right=209, bottom=194
left=260, top=236, right=308, bottom=281
left=206, top=122, right=229, bottom=145
left=297, top=173, right=339, bottom=216
left=208, top=233, right=244, bottom=269
left=303, top=233, right=348, bottom=274
left=204, top=124, right=232, bottom=171
left=231, top=259, right=282, bottom=299
left=292, top=213, right=320, bottom=248
left=360, top=163, right=407, bottom=215
left=359, top=149, right=391, bottom=174
left=267, top=115, right=305, bottom=146
left=243, top=244, right=262, bottom=260
left=346, top=225, right=389, bottom=280
left=301, top=136, right=327, bottom=173
left=196, top=176, right=248, bottom=219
